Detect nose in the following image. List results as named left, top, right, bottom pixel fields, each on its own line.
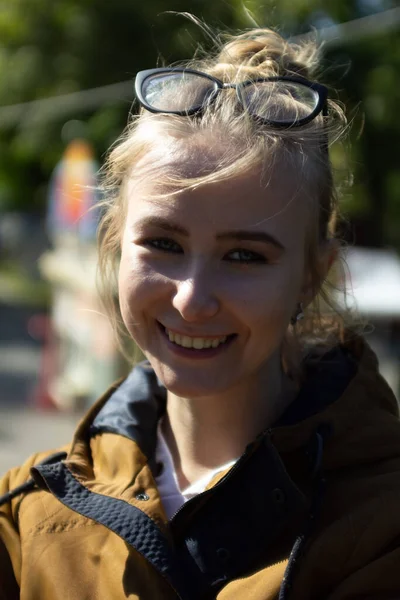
left=172, top=273, right=220, bottom=322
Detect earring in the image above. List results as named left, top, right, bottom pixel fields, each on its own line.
left=290, top=302, right=304, bottom=326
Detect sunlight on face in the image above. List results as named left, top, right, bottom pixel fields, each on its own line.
left=118, top=150, right=310, bottom=398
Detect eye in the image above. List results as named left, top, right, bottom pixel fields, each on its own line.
left=225, top=249, right=267, bottom=264
left=144, top=238, right=183, bottom=254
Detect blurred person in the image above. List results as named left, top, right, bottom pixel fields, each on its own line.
left=1, top=23, right=400, bottom=600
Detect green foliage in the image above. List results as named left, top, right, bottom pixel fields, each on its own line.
left=0, top=1, right=243, bottom=212
left=324, top=28, right=400, bottom=248
left=0, top=0, right=399, bottom=251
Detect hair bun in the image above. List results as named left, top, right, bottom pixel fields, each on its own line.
left=214, top=29, right=319, bottom=79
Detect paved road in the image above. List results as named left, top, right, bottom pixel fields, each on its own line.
left=0, top=406, right=80, bottom=475
left=0, top=302, right=81, bottom=475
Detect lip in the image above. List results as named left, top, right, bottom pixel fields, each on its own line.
left=157, top=321, right=236, bottom=360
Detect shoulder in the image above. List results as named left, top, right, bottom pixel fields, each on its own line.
left=0, top=446, right=69, bottom=514
left=0, top=446, right=69, bottom=594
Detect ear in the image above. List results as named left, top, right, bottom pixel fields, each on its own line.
left=299, top=239, right=339, bottom=308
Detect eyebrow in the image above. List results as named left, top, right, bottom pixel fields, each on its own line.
left=135, top=216, right=285, bottom=252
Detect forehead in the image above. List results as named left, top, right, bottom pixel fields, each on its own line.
left=126, top=144, right=311, bottom=248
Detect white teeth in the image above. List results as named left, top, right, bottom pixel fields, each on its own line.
left=165, top=329, right=229, bottom=350
left=181, top=336, right=192, bottom=348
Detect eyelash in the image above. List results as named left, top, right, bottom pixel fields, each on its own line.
left=143, top=238, right=267, bottom=264
left=144, top=238, right=182, bottom=253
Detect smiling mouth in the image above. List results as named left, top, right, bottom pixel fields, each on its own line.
left=158, top=323, right=235, bottom=350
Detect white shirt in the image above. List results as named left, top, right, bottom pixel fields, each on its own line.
left=154, top=421, right=237, bottom=520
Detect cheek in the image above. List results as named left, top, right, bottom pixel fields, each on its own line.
left=118, top=250, right=135, bottom=313
left=240, top=263, right=303, bottom=327
left=118, top=249, right=171, bottom=326
left=118, top=250, right=150, bottom=324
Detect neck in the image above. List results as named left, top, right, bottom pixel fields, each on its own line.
left=162, top=349, right=298, bottom=489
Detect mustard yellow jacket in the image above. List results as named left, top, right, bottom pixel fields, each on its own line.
left=1, top=336, right=400, bottom=600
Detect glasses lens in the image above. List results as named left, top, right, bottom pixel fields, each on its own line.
left=142, top=72, right=217, bottom=113
left=240, top=81, right=320, bottom=124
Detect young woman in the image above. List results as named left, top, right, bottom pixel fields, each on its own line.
left=1, top=26, right=400, bottom=600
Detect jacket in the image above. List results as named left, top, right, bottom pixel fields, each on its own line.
left=1, top=334, right=400, bottom=600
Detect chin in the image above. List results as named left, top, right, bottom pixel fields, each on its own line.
left=149, top=360, right=233, bottom=399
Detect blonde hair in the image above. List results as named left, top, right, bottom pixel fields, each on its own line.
left=98, top=24, right=353, bottom=371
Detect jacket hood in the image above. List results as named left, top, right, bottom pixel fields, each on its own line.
left=70, top=332, right=400, bottom=478
left=273, top=334, right=400, bottom=471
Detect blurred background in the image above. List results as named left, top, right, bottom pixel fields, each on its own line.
left=0, top=0, right=399, bottom=474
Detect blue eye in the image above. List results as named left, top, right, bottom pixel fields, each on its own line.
left=145, top=238, right=183, bottom=253
left=226, top=249, right=266, bottom=264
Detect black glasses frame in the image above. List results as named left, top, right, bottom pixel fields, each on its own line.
left=135, top=67, right=328, bottom=128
